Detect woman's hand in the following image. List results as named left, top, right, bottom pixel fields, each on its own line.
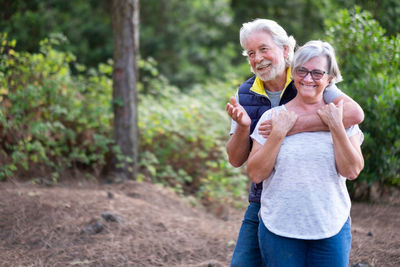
left=271, top=109, right=298, bottom=137
left=317, top=99, right=344, bottom=129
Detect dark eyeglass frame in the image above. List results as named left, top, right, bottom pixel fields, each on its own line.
left=295, top=67, right=328, bottom=80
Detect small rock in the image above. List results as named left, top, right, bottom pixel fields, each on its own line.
left=154, top=222, right=167, bottom=232
left=195, top=260, right=224, bottom=267
left=82, top=221, right=104, bottom=235
left=367, top=231, right=373, bottom=237
left=127, top=192, right=140, bottom=198
left=352, top=263, right=369, bottom=267
left=107, top=192, right=114, bottom=199
left=101, top=211, right=123, bottom=222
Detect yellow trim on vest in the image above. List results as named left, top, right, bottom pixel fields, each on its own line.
left=250, top=76, right=266, bottom=96
left=250, top=67, right=292, bottom=98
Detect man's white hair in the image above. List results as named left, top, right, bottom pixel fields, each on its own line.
left=240, top=18, right=296, bottom=67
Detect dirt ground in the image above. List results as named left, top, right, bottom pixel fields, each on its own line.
left=0, top=179, right=399, bottom=267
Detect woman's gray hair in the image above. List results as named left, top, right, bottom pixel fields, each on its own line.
left=291, top=40, right=343, bottom=84
left=240, top=18, right=296, bottom=68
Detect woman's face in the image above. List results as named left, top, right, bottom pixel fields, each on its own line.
left=294, top=55, right=332, bottom=102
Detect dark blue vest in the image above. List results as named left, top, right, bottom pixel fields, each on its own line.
left=238, top=75, right=297, bottom=203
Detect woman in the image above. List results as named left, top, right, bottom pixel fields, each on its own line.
left=247, top=40, right=364, bottom=267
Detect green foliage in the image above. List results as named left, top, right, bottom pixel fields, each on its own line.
left=230, top=0, right=330, bottom=45
left=138, top=64, right=248, bottom=203
left=339, top=0, right=400, bottom=36
left=0, top=0, right=112, bottom=69
left=324, top=7, right=400, bottom=187
left=140, top=0, right=235, bottom=88
left=0, top=33, right=114, bottom=180
left=0, top=33, right=248, bottom=203
left=230, top=0, right=399, bottom=46
left=3, top=2, right=399, bottom=202
left=2, top=0, right=399, bottom=90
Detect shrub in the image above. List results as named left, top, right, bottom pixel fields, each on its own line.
left=0, top=33, right=114, bottom=180
left=324, top=7, right=400, bottom=188
left=138, top=64, right=248, bottom=204
left=0, top=34, right=248, bottom=204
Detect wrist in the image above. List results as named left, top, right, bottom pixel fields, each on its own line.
left=328, top=119, right=345, bottom=131
left=236, top=124, right=250, bottom=133
left=270, top=129, right=286, bottom=140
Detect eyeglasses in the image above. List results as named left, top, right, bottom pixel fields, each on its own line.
left=295, top=67, right=327, bottom=80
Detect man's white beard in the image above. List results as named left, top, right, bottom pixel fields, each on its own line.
left=255, top=58, right=285, bottom=82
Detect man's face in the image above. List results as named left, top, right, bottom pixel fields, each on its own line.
left=246, top=31, right=287, bottom=82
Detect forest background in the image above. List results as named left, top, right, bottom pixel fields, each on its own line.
left=0, top=0, right=399, bottom=206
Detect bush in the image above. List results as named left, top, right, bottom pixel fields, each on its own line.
left=0, top=33, right=114, bottom=180
left=324, top=7, right=400, bottom=188
left=138, top=63, right=248, bottom=205
left=0, top=34, right=248, bottom=204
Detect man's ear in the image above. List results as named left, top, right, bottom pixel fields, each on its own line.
left=283, top=45, right=289, bottom=59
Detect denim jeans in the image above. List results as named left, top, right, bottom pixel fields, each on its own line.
left=258, top=217, right=352, bottom=267
left=230, top=202, right=264, bottom=267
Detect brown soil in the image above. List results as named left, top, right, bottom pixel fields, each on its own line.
left=0, top=179, right=399, bottom=267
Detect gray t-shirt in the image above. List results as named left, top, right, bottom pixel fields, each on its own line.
left=250, top=105, right=363, bottom=239
left=265, top=89, right=282, bottom=108
left=229, top=84, right=342, bottom=135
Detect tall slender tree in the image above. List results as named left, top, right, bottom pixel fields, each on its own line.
left=111, top=0, right=139, bottom=179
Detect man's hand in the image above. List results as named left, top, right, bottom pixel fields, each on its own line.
left=317, top=99, right=344, bottom=129
left=226, top=96, right=251, bottom=127
left=258, top=119, right=272, bottom=138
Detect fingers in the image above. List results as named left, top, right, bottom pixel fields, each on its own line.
left=271, top=110, right=298, bottom=135
left=225, top=103, right=233, bottom=119
left=319, top=101, right=342, bottom=115
left=318, top=101, right=344, bottom=128
left=226, top=96, right=236, bottom=109
left=230, top=96, right=238, bottom=106
left=286, top=110, right=298, bottom=125
left=226, top=96, right=238, bottom=114
left=259, top=119, right=272, bottom=130
left=317, top=107, right=324, bottom=118
left=275, top=110, right=297, bottom=121
left=270, top=109, right=275, bottom=120
left=226, top=102, right=244, bottom=121
left=317, top=104, right=327, bottom=116
left=319, top=102, right=334, bottom=114
left=259, top=119, right=272, bottom=138
left=337, top=99, right=344, bottom=112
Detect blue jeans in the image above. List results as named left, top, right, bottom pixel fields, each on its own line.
left=258, top=217, right=352, bottom=267
left=230, top=202, right=264, bottom=267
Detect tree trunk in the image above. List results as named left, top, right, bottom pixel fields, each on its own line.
left=111, top=0, right=139, bottom=179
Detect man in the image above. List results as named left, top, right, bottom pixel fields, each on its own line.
left=226, top=19, right=364, bottom=267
